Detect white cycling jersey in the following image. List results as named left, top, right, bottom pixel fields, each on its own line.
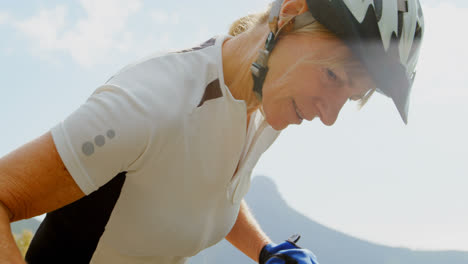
left=50, top=35, right=280, bottom=263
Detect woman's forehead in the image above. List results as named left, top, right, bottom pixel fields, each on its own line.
left=290, top=32, right=376, bottom=90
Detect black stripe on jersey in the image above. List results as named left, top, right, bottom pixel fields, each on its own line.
left=174, top=37, right=216, bottom=53
left=25, top=172, right=126, bottom=264
left=197, top=79, right=223, bottom=107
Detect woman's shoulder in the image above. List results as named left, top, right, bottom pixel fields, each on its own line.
left=107, top=36, right=224, bottom=87
left=103, top=36, right=227, bottom=115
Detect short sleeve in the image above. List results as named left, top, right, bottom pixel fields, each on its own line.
left=51, top=84, right=151, bottom=195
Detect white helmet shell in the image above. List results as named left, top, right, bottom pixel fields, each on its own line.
left=305, top=0, right=425, bottom=123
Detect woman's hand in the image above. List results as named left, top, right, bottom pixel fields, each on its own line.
left=0, top=202, right=26, bottom=264
left=259, top=235, right=319, bottom=264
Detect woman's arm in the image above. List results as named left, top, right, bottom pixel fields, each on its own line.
left=0, top=132, right=85, bottom=261
left=0, top=132, right=84, bottom=221
left=225, top=199, right=272, bottom=263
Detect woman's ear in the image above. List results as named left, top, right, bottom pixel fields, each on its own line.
left=278, top=0, right=309, bottom=28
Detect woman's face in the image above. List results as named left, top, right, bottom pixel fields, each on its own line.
left=262, top=32, right=374, bottom=130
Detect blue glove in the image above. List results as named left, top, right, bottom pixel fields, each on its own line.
left=259, top=235, right=319, bottom=264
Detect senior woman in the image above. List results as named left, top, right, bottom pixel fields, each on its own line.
left=0, top=0, right=424, bottom=263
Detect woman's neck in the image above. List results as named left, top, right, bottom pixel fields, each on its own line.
left=222, top=23, right=270, bottom=116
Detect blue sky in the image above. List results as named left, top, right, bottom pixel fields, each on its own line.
left=1, top=0, right=467, bottom=251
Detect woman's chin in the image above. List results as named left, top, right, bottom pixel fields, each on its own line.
left=263, top=108, right=292, bottom=131
left=265, top=117, right=288, bottom=131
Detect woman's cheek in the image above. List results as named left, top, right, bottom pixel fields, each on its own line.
left=263, top=102, right=287, bottom=131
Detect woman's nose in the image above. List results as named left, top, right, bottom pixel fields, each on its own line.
left=318, top=93, right=348, bottom=126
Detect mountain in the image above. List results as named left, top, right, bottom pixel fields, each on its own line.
left=190, top=176, right=468, bottom=264
left=10, top=218, right=41, bottom=235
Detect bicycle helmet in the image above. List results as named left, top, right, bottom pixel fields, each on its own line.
left=251, top=0, right=425, bottom=124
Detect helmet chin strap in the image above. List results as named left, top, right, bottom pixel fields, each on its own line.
left=250, top=0, right=316, bottom=101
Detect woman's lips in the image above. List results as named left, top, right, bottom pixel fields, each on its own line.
left=292, top=99, right=304, bottom=124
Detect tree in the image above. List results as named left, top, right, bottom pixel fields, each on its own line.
left=13, top=230, right=33, bottom=258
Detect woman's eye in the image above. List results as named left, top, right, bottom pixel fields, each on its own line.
left=326, top=68, right=338, bottom=81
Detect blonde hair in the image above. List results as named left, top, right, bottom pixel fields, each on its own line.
left=228, top=7, right=375, bottom=108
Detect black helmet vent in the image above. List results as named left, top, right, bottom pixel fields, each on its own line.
left=398, top=12, right=404, bottom=37
left=373, top=0, right=383, bottom=22
left=407, top=23, right=423, bottom=64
